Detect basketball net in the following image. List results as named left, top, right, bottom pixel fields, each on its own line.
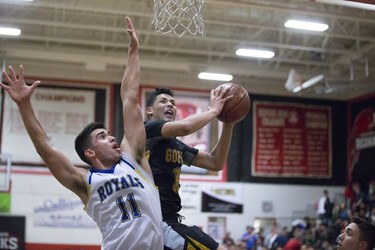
left=152, top=0, right=205, bottom=38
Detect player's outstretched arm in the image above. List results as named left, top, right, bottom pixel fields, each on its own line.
left=1, top=65, right=88, bottom=203
left=161, top=86, right=232, bottom=138
left=119, top=17, right=150, bottom=172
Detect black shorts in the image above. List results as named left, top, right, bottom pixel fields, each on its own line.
left=163, top=216, right=219, bottom=250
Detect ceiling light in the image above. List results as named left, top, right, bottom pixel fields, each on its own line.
left=235, top=49, right=275, bottom=59
left=284, top=20, right=329, bottom=32
left=0, top=27, right=21, bottom=36
left=198, top=72, right=233, bottom=81
left=292, top=74, right=325, bottom=93
left=285, top=69, right=325, bottom=93
left=314, top=0, right=375, bottom=11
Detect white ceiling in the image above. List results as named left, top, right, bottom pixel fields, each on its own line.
left=1, top=0, right=374, bottom=100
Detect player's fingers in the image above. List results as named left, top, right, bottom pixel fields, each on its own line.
left=2, top=70, right=12, bottom=84
left=19, top=65, right=24, bottom=82
left=0, top=81, right=10, bottom=90
left=7, top=66, right=17, bottom=82
left=210, top=89, right=215, bottom=97
left=223, top=94, right=234, bottom=102
left=125, top=16, right=133, bottom=29
left=219, top=85, right=230, bottom=97
left=211, top=87, right=219, bottom=97
left=30, top=80, right=41, bottom=91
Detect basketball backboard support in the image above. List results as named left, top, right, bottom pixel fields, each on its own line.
left=0, top=154, right=11, bottom=192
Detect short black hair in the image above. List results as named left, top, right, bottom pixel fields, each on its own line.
left=352, top=216, right=375, bottom=250
left=75, top=122, right=106, bottom=165
left=146, top=87, right=174, bottom=107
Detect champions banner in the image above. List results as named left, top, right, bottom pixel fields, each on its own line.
left=2, top=87, right=95, bottom=165
left=252, top=101, right=332, bottom=178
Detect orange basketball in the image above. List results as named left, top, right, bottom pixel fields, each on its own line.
left=217, top=82, right=251, bottom=123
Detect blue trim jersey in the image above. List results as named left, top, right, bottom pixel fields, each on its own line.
left=84, top=152, right=163, bottom=250
left=145, top=120, right=198, bottom=217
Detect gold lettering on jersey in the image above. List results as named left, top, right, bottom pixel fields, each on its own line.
left=165, top=148, right=183, bottom=164
left=172, top=167, right=181, bottom=193
left=97, top=175, right=145, bottom=202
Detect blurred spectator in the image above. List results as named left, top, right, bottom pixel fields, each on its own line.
left=324, top=196, right=334, bottom=226
left=270, top=227, right=289, bottom=250
left=303, top=217, right=311, bottom=230
left=283, top=238, right=301, bottom=250
left=233, top=184, right=375, bottom=250
left=318, top=190, right=329, bottom=221
left=255, top=227, right=265, bottom=250
left=223, top=231, right=236, bottom=250
left=264, top=224, right=279, bottom=249
left=242, top=226, right=257, bottom=250
left=284, top=224, right=304, bottom=250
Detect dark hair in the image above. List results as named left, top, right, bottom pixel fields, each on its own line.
left=75, top=122, right=106, bottom=165
left=146, top=87, right=174, bottom=107
left=352, top=216, right=375, bottom=250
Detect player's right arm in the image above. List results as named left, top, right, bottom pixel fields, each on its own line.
left=119, top=17, right=153, bottom=175
left=1, top=65, right=88, bottom=203
left=161, top=87, right=232, bottom=138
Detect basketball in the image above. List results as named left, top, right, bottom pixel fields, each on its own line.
left=217, top=82, right=251, bottom=123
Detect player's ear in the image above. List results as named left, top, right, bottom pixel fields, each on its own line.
left=146, top=107, right=153, bottom=116
left=359, top=241, right=367, bottom=250
left=84, top=148, right=95, bottom=158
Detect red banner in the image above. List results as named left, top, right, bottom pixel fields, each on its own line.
left=252, top=101, right=331, bottom=178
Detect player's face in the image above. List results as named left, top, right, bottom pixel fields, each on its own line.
left=336, top=223, right=364, bottom=250
left=150, top=93, right=176, bottom=121
left=89, top=128, right=121, bottom=166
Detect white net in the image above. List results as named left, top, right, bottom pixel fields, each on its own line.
left=152, top=0, right=205, bottom=38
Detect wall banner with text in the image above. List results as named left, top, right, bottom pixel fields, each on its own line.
left=1, top=83, right=112, bottom=166
left=252, top=101, right=332, bottom=178
left=201, top=183, right=243, bottom=213
left=33, top=195, right=96, bottom=228
left=348, top=94, right=375, bottom=184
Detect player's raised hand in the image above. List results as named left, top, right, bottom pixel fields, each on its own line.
left=1, top=65, right=40, bottom=104
left=125, top=16, right=139, bottom=51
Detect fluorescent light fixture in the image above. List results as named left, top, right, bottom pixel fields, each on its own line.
left=284, top=20, right=329, bottom=32
left=292, top=86, right=303, bottom=93
left=236, top=48, right=275, bottom=59
left=0, top=27, right=21, bottom=36
left=293, top=74, right=324, bottom=93
left=198, top=72, right=233, bottom=81
left=314, top=0, right=375, bottom=11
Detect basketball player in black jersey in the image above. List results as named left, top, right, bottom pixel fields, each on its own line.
left=145, top=87, right=238, bottom=250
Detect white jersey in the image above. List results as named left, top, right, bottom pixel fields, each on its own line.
left=84, top=152, right=163, bottom=250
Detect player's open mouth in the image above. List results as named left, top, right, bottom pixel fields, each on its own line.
left=113, top=144, right=120, bottom=152
left=165, top=110, right=173, bottom=115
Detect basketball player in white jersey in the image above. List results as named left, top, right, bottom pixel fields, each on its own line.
left=1, top=17, right=164, bottom=250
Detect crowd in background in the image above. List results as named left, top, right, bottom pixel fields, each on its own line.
left=222, top=183, right=375, bottom=250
